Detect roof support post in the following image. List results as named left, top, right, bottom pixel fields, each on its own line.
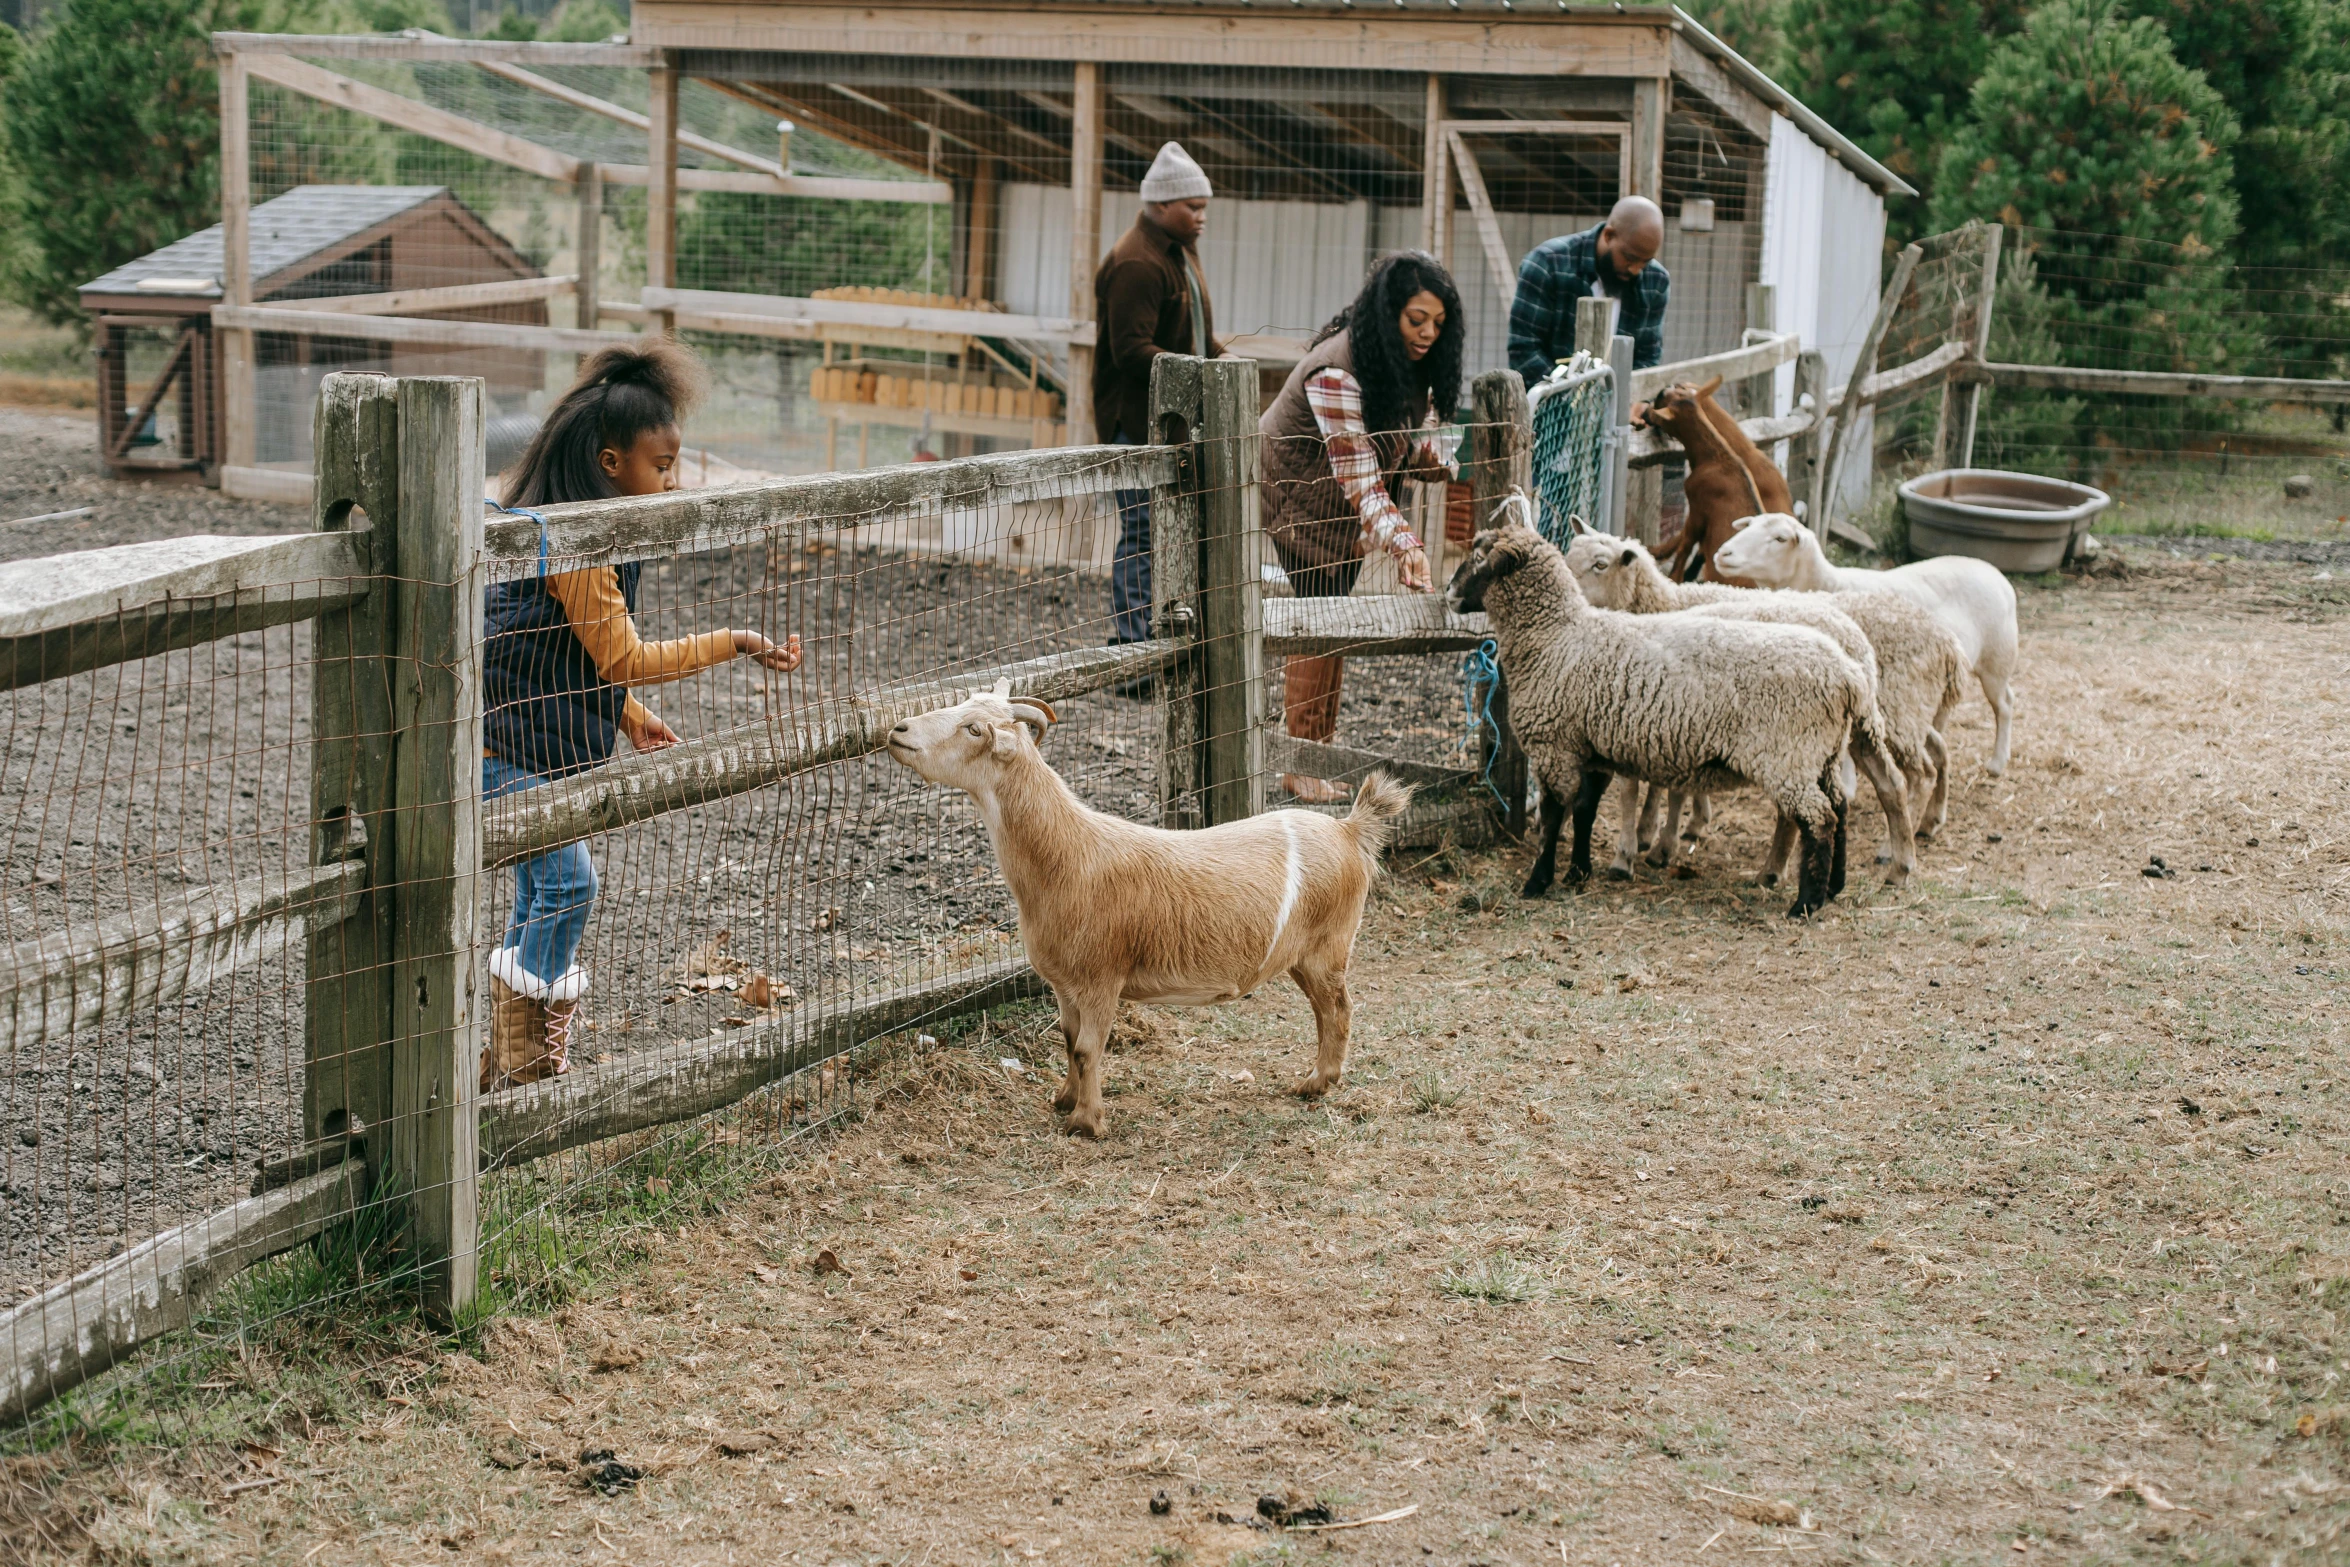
left=1066, top=61, right=1104, bottom=446
left=1629, top=77, right=1668, bottom=201
left=575, top=162, right=602, bottom=328
left=647, top=60, right=680, bottom=334
left=1422, top=74, right=1449, bottom=264
left=219, top=51, right=256, bottom=474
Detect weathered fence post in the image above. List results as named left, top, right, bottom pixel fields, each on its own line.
left=1789, top=351, right=1828, bottom=523
left=388, top=377, right=485, bottom=1321
left=1196, top=357, right=1263, bottom=826
left=1466, top=368, right=1531, bottom=836
left=1951, top=223, right=2003, bottom=470
left=306, top=376, right=401, bottom=1167
left=1606, top=333, right=1637, bottom=539
left=1149, top=354, right=1204, bottom=830
left=1741, top=283, right=1777, bottom=420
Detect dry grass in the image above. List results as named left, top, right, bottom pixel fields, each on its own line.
left=10, top=552, right=2350, bottom=1565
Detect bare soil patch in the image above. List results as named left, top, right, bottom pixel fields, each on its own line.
left=8, top=553, right=2350, bottom=1567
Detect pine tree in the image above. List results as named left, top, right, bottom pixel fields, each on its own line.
left=1777, top=0, right=2031, bottom=227
left=2, top=0, right=271, bottom=324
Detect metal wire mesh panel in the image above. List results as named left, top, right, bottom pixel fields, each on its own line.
left=1529, top=356, right=1614, bottom=543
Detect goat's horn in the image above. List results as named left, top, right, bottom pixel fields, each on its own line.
left=1008, top=700, right=1056, bottom=737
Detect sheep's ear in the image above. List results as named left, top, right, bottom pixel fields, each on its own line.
left=1728, top=514, right=1755, bottom=532
left=1618, top=546, right=1637, bottom=568
left=1567, top=512, right=1594, bottom=536
left=991, top=677, right=1012, bottom=698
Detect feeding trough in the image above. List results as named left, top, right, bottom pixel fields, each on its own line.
left=1898, top=469, right=2111, bottom=574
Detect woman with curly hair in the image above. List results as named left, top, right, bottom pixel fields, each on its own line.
left=1258, top=251, right=1465, bottom=801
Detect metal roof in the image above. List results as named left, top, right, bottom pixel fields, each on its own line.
left=79, top=186, right=453, bottom=299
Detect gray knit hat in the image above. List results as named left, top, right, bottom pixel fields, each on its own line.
left=1139, top=141, right=1212, bottom=203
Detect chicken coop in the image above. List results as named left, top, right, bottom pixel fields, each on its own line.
left=201, top=6, right=1905, bottom=499
left=80, top=185, right=549, bottom=484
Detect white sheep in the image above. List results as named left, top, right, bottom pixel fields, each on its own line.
left=885, top=681, right=1412, bottom=1138
left=1712, top=513, right=2019, bottom=774
left=1447, top=512, right=1873, bottom=918
left=1566, top=530, right=1966, bottom=873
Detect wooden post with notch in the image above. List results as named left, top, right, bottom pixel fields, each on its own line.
left=1952, top=223, right=2003, bottom=470
left=387, top=377, right=485, bottom=1321
left=1789, top=349, right=1827, bottom=523
left=1608, top=333, right=1641, bottom=541
left=1467, top=369, right=1530, bottom=836
left=1194, top=357, right=1263, bottom=826
left=306, top=376, right=401, bottom=1168
left=1149, top=353, right=1204, bottom=829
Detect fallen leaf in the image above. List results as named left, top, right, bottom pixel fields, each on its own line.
left=743, top=973, right=776, bottom=1008
left=1729, top=1498, right=1800, bottom=1527
left=959, top=1268, right=979, bottom=1282
left=2103, top=1476, right=2202, bottom=1516
left=812, top=1248, right=849, bottom=1278
left=812, top=906, right=842, bottom=932
left=714, top=1431, right=777, bottom=1456
left=751, top=1265, right=780, bottom=1285
left=645, top=1178, right=671, bottom=1196
left=676, top=929, right=738, bottom=985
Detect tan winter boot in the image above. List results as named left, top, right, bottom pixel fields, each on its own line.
left=482, top=974, right=545, bottom=1092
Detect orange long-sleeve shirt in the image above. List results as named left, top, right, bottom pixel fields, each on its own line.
left=490, top=567, right=736, bottom=750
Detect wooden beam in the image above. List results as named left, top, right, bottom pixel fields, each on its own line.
left=597, top=162, right=952, bottom=205
left=477, top=59, right=780, bottom=176
left=0, top=530, right=371, bottom=689
left=1148, top=352, right=1204, bottom=828
left=1423, top=74, right=1449, bottom=262
left=211, top=32, right=656, bottom=66
left=387, top=376, right=484, bottom=1322
left=576, top=165, right=602, bottom=324
left=480, top=442, right=1172, bottom=576
left=481, top=959, right=1045, bottom=1168
left=1787, top=350, right=1827, bottom=521
left=614, top=302, right=973, bottom=355
left=1440, top=118, right=1631, bottom=138
left=1628, top=407, right=1815, bottom=467
left=1444, top=129, right=1516, bottom=311
left=219, top=52, right=255, bottom=473
left=629, top=7, right=1677, bottom=76
left=1630, top=330, right=1799, bottom=403
left=1067, top=62, right=1104, bottom=446
left=1268, top=735, right=1477, bottom=795
left=214, top=305, right=638, bottom=355
left=968, top=155, right=998, bottom=303
left=1667, top=31, right=1773, bottom=144
left=648, top=63, right=680, bottom=329
left=1628, top=76, right=1667, bottom=198
left=1975, top=361, right=2350, bottom=404
left=637, top=287, right=1093, bottom=346
left=266, top=275, right=577, bottom=316
left=1263, top=595, right=1491, bottom=658
left=704, top=80, right=938, bottom=178
left=244, top=54, right=581, bottom=184
left=0, top=1160, right=364, bottom=1423
left=1817, top=242, right=1920, bottom=537
left=1739, top=284, right=1776, bottom=420
left=1854, top=338, right=1970, bottom=404
left=0, top=862, right=364, bottom=1054
left=482, top=641, right=1182, bottom=865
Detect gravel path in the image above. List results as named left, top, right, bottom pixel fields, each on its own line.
left=0, top=410, right=1474, bottom=1301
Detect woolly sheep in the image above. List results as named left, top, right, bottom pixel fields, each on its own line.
left=886, top=681, right=1412, bottom=1138
left=1446, top=511, right=1872, bottom=918
left=1566, top=531, right=1966, bottom=870
left=1712, top=513, right=2019, bottom=774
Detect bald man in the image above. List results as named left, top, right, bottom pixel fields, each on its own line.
left=1508, top=195, right=1671, bottom=382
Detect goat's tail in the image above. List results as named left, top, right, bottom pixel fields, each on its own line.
left=1343, top=771, right=1416, bottom=866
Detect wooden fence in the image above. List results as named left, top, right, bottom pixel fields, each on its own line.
left=0, top=354, right=1530, bottom=1424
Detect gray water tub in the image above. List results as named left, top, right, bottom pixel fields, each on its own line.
left=1897, top=469, right=2111, bottom=573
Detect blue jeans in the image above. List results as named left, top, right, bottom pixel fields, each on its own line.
left=1110, top=429, right=1152, bottom=645
left=484, top=755, right=596, bottom=987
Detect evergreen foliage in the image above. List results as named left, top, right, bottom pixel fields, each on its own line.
left=678, top=192, right=948, bottom=302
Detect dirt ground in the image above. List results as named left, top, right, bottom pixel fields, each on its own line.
left=0, top=545, right=2336, bottom=1565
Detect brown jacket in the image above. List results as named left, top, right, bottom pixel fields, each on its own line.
left=1258, top=333, right=1426, bottom=597
left=1091, top=211, right=1221, bottom=443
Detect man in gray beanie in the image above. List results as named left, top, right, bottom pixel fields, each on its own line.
left=1095, top=141, right=1220, bottom=677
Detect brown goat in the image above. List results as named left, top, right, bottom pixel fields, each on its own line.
left=1637, top=375, right=1792, bottom=585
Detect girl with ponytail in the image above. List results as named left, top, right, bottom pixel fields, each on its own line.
left=478, top=340, right=802, bottom=1090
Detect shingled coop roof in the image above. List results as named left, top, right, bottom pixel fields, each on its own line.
left=79, top=185, right=536, bottom=313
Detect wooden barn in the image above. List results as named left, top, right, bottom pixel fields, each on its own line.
left=80, top=185, right=547, bottom=481
left=625, top=0, right=1911, bottom=436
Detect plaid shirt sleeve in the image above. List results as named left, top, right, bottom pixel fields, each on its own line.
left=1305, top=368, right=1421, bottom=559
left=1507, top=236, right=1577, bottom=386
left=1626, top=264, right=1670, bottom=370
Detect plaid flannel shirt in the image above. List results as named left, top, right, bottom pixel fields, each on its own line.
left=1304, top=368, right=1421, bottom=560
left=1507, top=222, right=1671, bottom=383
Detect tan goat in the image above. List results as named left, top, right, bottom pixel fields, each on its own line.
left=885, top=682, right=1413, bottom=1138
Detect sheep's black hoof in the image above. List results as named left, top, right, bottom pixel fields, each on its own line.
left=1786, top=897, right=1824, bottom=919
left=1521, top=867, right=1554, bottom=899
left=1605, top=865, right=1632, bottom=882
left=1563, top=864, right=1592, bottom=889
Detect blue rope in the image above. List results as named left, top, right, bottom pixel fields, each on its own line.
left=486, top=497, right=550, bottom=578
left=1461, top=637, right=1508, bottom=808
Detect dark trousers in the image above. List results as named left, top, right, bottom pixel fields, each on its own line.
left=1110, top=430, right=1151, bottom=644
